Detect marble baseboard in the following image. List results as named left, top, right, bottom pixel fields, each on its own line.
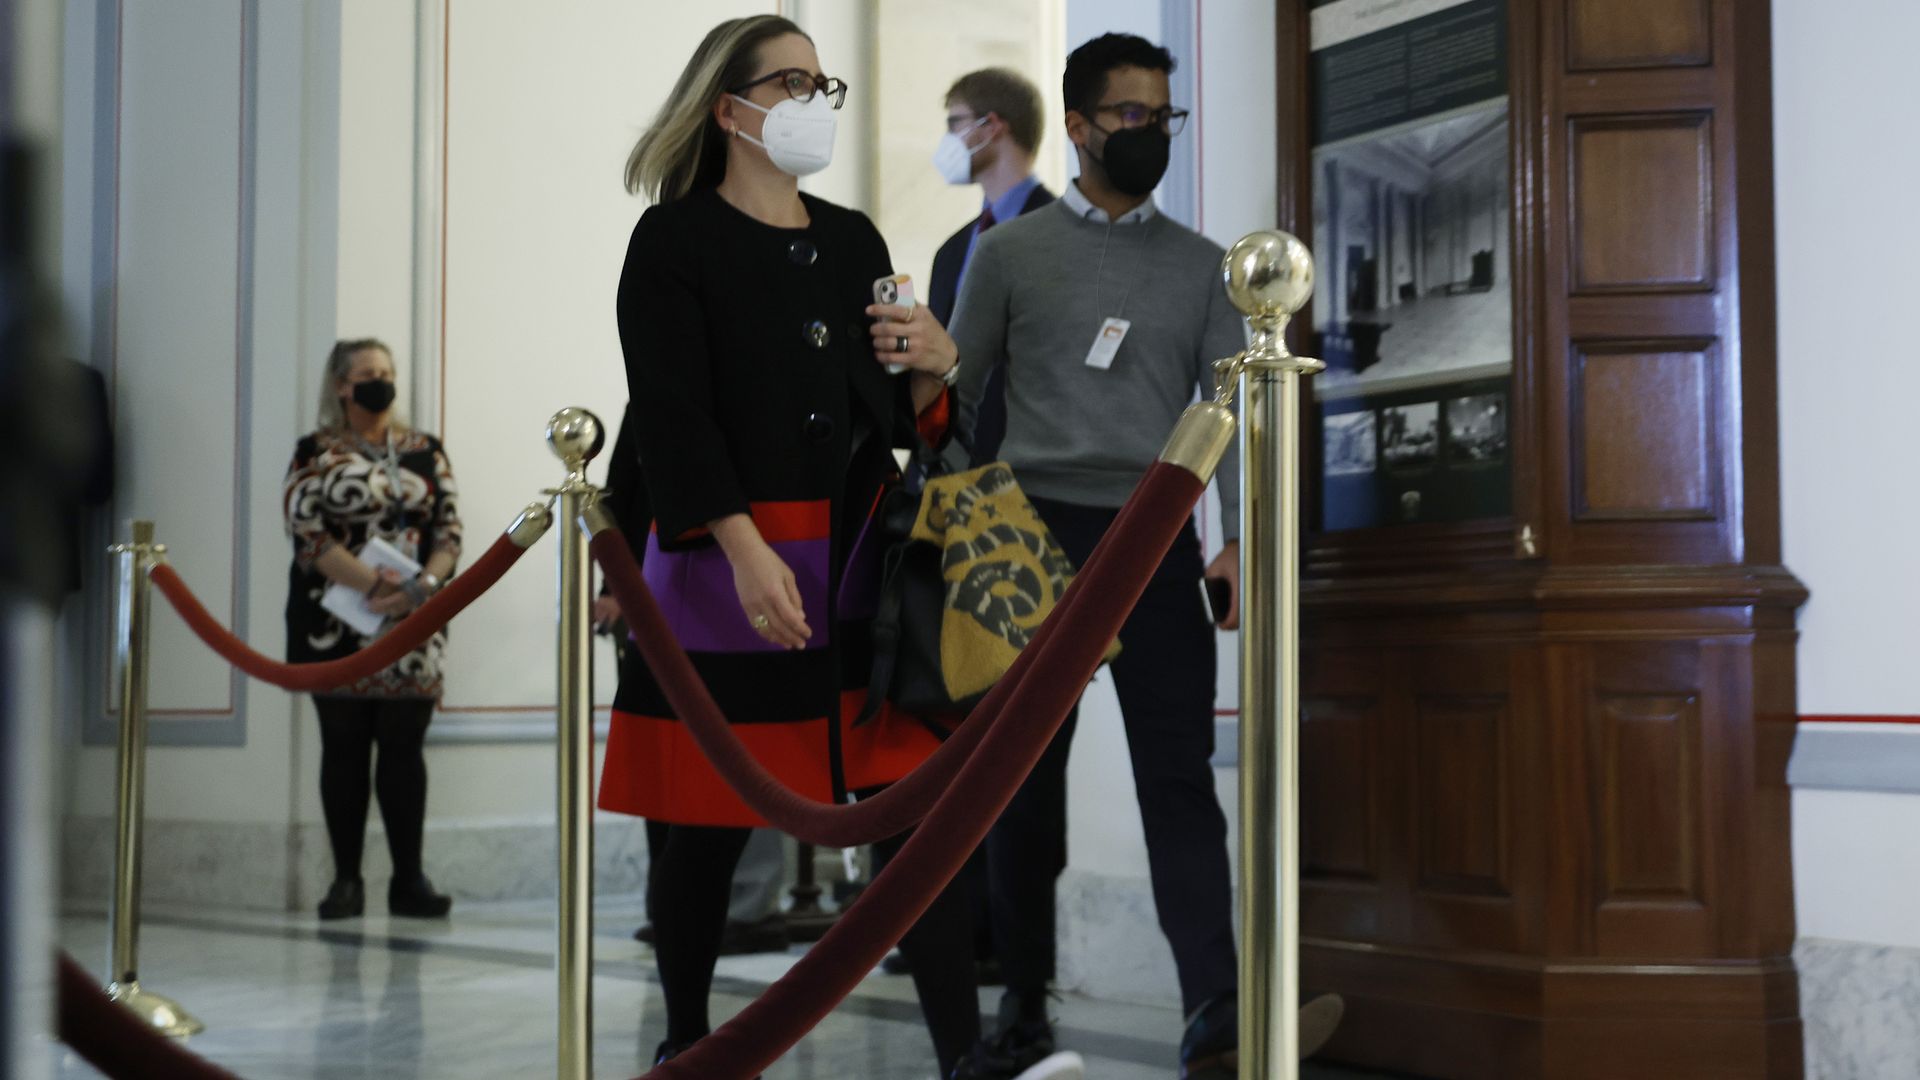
left=1056, top=869, right=1183, bottom=1008
left=1797, top=937, right=1920, bottom=1080
left=62, top=817, right=305, bottom=912
left=62, top=815, right=653, bottom=913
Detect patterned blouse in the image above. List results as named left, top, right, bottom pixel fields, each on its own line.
left=282, top=428, right=462, bottom=698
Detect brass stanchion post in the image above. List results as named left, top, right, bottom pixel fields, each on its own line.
left=547, top=408, right=603, bottom=1080
left=1222, top=233, right=1319, bottom=1080
left=105, top=520, right=204, bottom=1037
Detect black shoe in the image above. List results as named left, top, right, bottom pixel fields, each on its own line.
left=880, top=949, right=912, bottom=975
left=951, top=1038, right=1085, bottom=1080
left=387, top=873, right=452, bottom=918
left=317, top=877, right=364, bottom=920
left=992, top=990, right=1058, bottom=1072
left=1180, top=992, right=1237, bottom=1078
left=948, top=1041, right=1014, bottom=1079
left=634, top=923, right=657, bottom=944
left=1179, top=991, right=1346, bottom=1076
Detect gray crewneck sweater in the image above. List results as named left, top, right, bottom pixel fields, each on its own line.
left=948, top=196, right=1246, bottom=539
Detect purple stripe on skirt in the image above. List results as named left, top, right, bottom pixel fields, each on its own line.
left=644, top=533, right=832, bottom=653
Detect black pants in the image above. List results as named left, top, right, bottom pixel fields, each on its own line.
left=312, top=696, right=435, bottom=883
left=649, top=792, right=981, bottom=1075
left=987, top=496, right=1238, bottom=1015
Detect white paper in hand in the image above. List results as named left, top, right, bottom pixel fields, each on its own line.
left=320, top=536, right=422, bottom=638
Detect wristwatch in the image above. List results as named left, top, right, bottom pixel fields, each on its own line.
left=938, top=358, right=962, bottom=387
left=402, top=571, right=443, bottom=607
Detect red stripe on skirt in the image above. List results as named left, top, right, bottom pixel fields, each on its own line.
left=659, top=500, right=834, bottom=545
left=598, top=690, right=944, bottom=828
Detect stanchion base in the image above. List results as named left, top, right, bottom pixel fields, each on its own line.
left=783, top=906, right=838, bottom=945
left=105, top=980, right=206, bottom=1038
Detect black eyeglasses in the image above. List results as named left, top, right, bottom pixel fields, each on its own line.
left=1090, top=101, right=1190, bottom=136
left=730, top=68, right=849, bottom=110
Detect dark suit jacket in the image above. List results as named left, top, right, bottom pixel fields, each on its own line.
left=927, top=182, right=1053, bottom=465
left=929, top=182, right=1054, bottom=326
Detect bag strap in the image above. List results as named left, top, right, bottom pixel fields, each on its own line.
left=855, top=541, right=909, bottom=727
left=856, top=443, right=944, bottom=728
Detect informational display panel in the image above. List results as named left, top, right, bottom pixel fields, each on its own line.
left=1309, top=0, right=1513, bottom=530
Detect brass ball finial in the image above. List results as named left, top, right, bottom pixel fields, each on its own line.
left=1221, top=230, right=1315, bottom=323
left=546, top=407, right=605, bottom=471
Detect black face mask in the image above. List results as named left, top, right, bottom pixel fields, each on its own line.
left=1091, top=123, right=1171, bottom=198
left=350, top=378, right=397, bottom=414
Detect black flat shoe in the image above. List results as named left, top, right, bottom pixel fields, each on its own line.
left=317, top=877, right=364, bottom=920
left=388, top=873, right=452, bottom=918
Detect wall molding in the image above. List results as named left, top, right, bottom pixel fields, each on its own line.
left=425, top=713, right=609, bottom=746
left=84, top=0, right=259, bottom=749
left=409, top=0, right=445, bottom=437
left=1790, top=718, right=1920, bottom=795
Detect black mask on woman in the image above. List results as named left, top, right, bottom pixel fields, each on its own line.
left=350, top=378, right=397, bottom=414
left=1091, top=124, right=1171, bottom=198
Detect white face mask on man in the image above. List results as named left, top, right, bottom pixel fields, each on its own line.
left=731, top=92, right=838, bottom=177
left=932, top=116, right=992, bottom=186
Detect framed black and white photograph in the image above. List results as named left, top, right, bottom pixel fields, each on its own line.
left=1381, top=402, right=1439, bottom=471
left=1445, top=392, right=1507, bottom=465
left=1310, top=97, right=1512, bottom=395
left=1324, top=410, right=1377, bottom=477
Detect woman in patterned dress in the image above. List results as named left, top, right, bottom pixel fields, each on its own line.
left=283, top=338, right=462, bottom=920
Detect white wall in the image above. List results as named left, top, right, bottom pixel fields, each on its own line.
left=1774, top=0, right=1920, bottom=721
left=1773, top=0, right=1920, bottom=953
left=54, top=2, right=789, bottom=909
left=59, top=0, right=334, bottom=834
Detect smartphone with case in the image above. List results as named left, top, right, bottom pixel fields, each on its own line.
left=873, top=274, right=916, bottom=374
left=1204, top=576, right=1231, bottom=625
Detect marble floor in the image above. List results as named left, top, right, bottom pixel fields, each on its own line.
left=54, top=899, right=1395, bottom=1080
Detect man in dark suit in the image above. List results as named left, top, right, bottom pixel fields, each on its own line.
left=878, top=68, right=1057, bottom=996
left=928, top=68, right=1053, bottom=466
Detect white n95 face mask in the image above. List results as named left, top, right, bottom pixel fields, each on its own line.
left=932, top=117, right=992, bottom=185
left=731, top=92, right=838, bottom=177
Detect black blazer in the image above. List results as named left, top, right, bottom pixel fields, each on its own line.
left=602, top=403, right=649, bottom=557
left=614, top=187, right=932, bottom=730
left=617, top=188, right=911, bottom=548
left=927, top=182, right=1055, bottom=326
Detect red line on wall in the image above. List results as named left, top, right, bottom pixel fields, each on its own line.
left=1800, top=715, right=1920, bottom=726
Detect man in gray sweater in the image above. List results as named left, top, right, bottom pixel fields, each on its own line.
left=946, top=32, right=1256, bottom=1080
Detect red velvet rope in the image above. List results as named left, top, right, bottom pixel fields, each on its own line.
left=51, top=467, right=1201, bottom=1080
left=591, top=461, right=1156, bottom=848
left=148, top=532, right=528, bottom=694
left=55, top=952, right=240, bottom=1080
left=641, top=462, right=1205, bottom=1080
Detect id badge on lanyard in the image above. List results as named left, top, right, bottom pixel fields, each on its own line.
left=1084, top=317, right=1131, bottom=370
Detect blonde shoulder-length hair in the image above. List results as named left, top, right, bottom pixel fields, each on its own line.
left=624, top=15, right=810, bottom=202
left=315, top=337, right=408, bottom=434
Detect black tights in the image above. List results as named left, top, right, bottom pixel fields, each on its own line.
left=648, top=793, right=982, bottom=1075
left=312, top=696, right=434, bottom=882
